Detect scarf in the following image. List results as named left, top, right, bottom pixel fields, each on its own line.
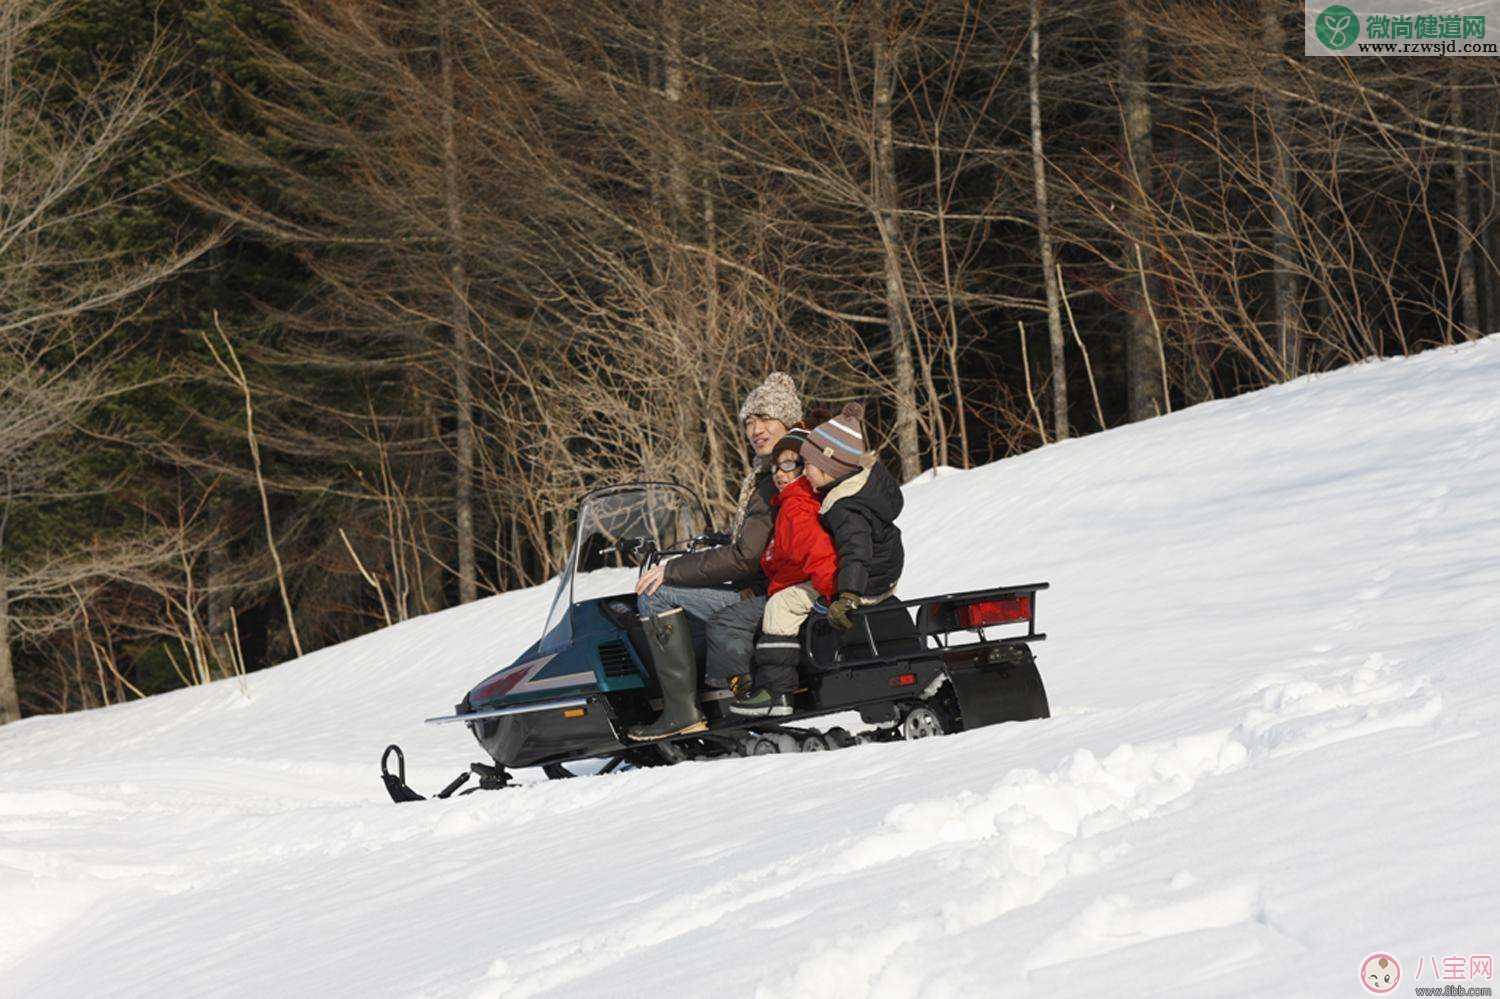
left=728, top=454, right=769, bottom=538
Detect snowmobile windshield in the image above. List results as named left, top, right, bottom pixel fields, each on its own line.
left=539, top=483, right=708, bottom=653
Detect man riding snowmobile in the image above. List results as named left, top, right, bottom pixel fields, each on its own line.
left=627, top=371, right=804, bottom=740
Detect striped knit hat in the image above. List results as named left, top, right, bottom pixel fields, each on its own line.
left=801, top=402, right=866, bottom=477
left=770, top=426, right=810, bottom=463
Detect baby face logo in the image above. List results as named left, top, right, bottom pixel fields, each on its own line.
left=1361, top=953, right=1401, bottom=994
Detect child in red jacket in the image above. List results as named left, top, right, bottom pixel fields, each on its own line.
left=703, top=429, right=836, bottom=702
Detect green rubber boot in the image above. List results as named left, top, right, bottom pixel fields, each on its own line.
left=626, top=608, right=708, bottom=741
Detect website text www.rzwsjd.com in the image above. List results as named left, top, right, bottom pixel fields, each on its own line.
left=1354, top=40, right=1500, bottom=52
left=1413, top=986, right=1495, bottom=997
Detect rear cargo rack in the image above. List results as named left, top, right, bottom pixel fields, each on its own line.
left=831, top=582, right=1049, bottom=669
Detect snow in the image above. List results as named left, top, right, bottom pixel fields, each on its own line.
left=5, top=338, right=1500, bottom=998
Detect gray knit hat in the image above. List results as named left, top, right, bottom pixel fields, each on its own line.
left=801, top=402, right=866, bottom=477
left=738, top=371, right=802, bottom=428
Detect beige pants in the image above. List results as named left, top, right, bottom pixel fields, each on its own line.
left=761, top=582, right=821, bottom=637
left=762, top=581, right=900, bottom=637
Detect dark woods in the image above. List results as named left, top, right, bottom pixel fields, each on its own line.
left=2, top=0, right=1496, bottom=721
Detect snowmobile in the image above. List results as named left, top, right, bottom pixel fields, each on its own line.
left=381, top=481, right=1051, bottom=802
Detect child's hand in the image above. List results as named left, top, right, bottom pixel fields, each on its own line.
left=827, top=592, right=861, bottom=631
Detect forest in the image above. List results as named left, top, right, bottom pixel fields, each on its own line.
left=2, top=0, right=1496, bottom=723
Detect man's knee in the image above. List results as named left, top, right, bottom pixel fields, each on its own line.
left=639, top=584, right=694, bottom=619
left=706, top=597, right=763, bottom=650
left=644, top=583, right=741, bottom=622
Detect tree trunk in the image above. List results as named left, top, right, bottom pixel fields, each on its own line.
left=1120, top=0, right=1165, bottom=421
left=204, top=68, right=237, bottom=675
left=662, top=0, right=692, bottom=232
left=0, top=580, right=17, bottom=725
left=1486, top=186, right=1500, bottom=336
left=869, top=0, right=922, bottom=480
left=663, top=0, right=704, bottom=483
left=439, top=8, right=477, bottom=605
left=1484, top=99, right=1500, bottom=335
left=1029, top=0, right=1068, bottom=441
left=701, top=186, right=734, bottom=516
left=1263, top=0, right=1303, bottom=376
left=1453, top=78, right=1481, bottom=341
left=1483, top=175, right=1497, bottom=335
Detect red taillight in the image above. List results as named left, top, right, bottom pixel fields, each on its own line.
left=956, top=597, right=1030, bottom=628
left=890, top=673, right=917, bottom=687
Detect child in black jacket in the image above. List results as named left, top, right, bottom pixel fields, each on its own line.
left=799, top=402, right=904, bottom=627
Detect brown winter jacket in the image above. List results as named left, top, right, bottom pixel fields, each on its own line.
left=663, top=461, right=776, bottom=590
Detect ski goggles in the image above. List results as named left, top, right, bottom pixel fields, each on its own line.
left=774, top=458, right=804, bottom=473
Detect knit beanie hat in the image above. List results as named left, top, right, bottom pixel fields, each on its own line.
left=738, top=372, right=803, bottom=429
left=770, top=426, right=810, bottom=464
left=801, top=402, right=866, bottom=477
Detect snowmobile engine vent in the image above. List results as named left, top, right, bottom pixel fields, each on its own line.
left=597, top=640, right=639, bottom=679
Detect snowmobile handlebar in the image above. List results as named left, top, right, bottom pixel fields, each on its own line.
left=644, top=531, right=731, bottom=555
left=597, top=536, right=657, bottom=560
left=600, top=532, right=730, bottom=561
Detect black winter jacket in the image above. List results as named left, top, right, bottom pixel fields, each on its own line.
left=818, top=456, right=904, bottom=597
left=663, top=464, right=776, bottom=590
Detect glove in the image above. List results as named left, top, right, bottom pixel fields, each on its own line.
left=827, top=592, right=861, bottom=631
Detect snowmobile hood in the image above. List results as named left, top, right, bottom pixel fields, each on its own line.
left=466, top=648, right=599, bottom=708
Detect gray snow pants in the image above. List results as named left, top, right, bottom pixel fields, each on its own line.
left=704, top=583, right=822, bottom=691
left=703, top=595, right=767, bottom=688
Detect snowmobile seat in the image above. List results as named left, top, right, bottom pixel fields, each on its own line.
left=802, top=596, right=922, bottom=672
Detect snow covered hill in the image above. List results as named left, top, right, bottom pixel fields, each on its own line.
left=4, top=339, right=1500, bottom=999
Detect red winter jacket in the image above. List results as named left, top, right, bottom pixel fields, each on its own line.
left=760, top=476, right=838, bottom=599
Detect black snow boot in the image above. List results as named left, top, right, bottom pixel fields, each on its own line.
left=751, top=636, right=802, bottom=697
left=627, top=608, right=708, bottom=741
left=729, top=687, right=792, bottom=717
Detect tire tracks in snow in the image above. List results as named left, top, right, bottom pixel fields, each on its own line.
left=469, top=652, right=1439, bottom=999
left=760, top=652, right=1440, bottom=999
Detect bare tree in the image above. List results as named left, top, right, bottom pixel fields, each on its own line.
left=438, top=1, right=479, bottom=604
left=1262, top=0, right=1304, bottom=374
left=0, top=1, right=215, bottom=722
left=1028, top=0, right=1068, bottom=441
left=868, top=0, right=924, bottom=479
left=1118, top=0, right=1165, bottom=420
left=1451, top=73, right=1482, bottom=341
